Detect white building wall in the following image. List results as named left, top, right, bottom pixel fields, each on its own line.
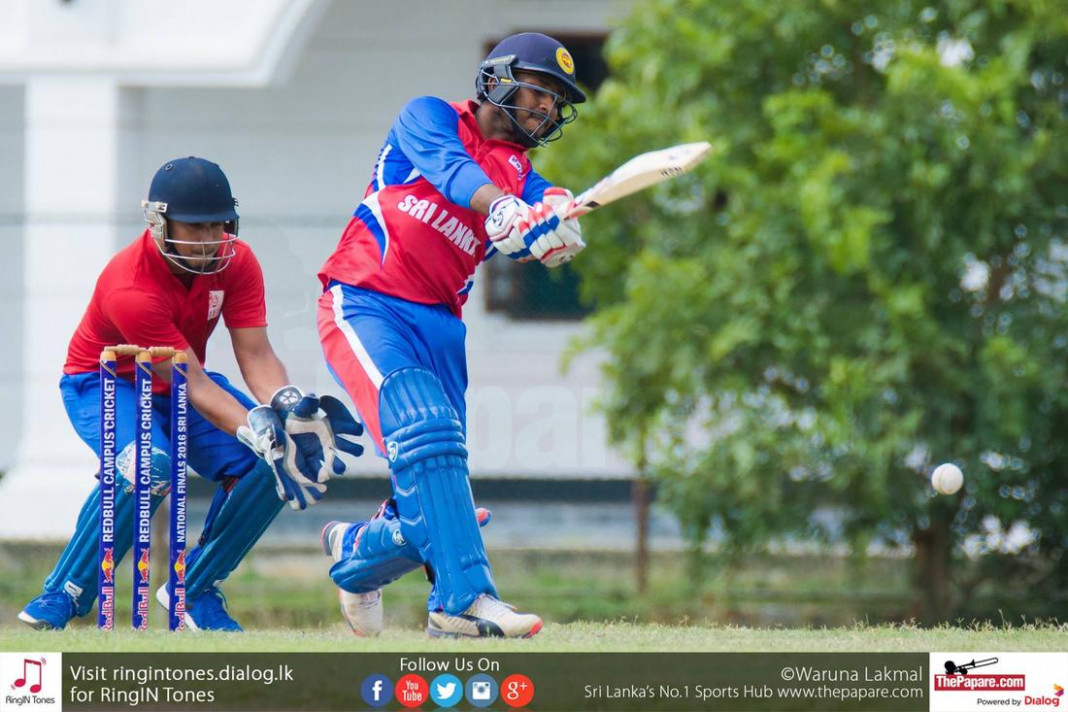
left=0, top=85, right=24, bottom=469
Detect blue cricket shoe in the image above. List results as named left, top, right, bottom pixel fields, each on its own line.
left=156, top=584, right=243, bottom=632
left=18, top=591, right=76, bottom=630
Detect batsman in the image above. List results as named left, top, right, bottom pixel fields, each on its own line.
left=318, top=32, right=587, bottom=638
left=18, top=156, right=364, bottom=632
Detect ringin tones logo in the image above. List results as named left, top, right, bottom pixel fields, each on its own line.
left=2, top=653, right=62, bottom=711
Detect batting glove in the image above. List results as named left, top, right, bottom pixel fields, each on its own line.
left=270, top=386, right=365, bottom=482
left=237, top=406, right=325, bottom=511
left=485, top=195, right=539, bottom=260
left=533, top=187, right=585, bottom=268
left=484, top=191, right=584, bottom=267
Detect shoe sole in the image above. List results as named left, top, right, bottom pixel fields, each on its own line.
left=426, top=619, right=542, bottom=639
left=17, top=611, right=59, bottom=631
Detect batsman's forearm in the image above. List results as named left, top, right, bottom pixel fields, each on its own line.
left=470, top=183, right=506, bottom=215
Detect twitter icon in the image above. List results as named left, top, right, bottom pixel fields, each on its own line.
left=430, top=674, right=463, bottom=708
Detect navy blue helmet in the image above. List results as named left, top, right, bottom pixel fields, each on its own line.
left=142, top=157, right=240, bottom=274
left=476, top=33, right=585, bottom=147
left=148, top=156, right=239, bottom=223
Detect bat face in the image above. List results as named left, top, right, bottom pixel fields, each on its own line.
left=567, top=141, right=711, bottom=217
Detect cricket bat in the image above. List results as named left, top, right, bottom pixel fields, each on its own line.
left=563, top=141, right=712, bottom=218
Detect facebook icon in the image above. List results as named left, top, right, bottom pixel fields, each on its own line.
left=360, top=674, right=393, bottom=708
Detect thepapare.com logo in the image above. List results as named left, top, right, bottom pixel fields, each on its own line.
left=932, top=653, right=1066, bottom=710
left=934, top=656, right=1026, bottom=693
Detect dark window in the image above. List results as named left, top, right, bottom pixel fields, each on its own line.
left=483, top=33, right=608, bottom=320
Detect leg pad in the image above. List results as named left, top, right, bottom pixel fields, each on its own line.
left=379, top=368, right=496, bottom=615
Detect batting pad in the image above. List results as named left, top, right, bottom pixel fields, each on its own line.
left=379, top=368, right=498, bottom=615
left=183, top=461, right=284, bottom=600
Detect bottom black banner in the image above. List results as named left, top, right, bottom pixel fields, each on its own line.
left=45, top=653, right=928, bottom=711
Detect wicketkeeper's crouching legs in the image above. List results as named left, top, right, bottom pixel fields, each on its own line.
left=22, top=368, right=361, bottom=632
left=18, top=447, right=171, bottom=630
left=20, top=449, right=284, bottom=632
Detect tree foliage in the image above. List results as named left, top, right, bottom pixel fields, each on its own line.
left=541, top=0, right=1068, bottom=619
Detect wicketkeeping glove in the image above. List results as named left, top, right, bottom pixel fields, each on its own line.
left=237, top=406, right=325, bottom=511
left=270, top=386, right=365, bottom=482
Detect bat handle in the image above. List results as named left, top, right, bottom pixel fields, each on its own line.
left=561, top=203, right=591, bottom=220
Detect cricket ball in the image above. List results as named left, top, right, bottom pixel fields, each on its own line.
left=931, top=463, right=964, bottom=495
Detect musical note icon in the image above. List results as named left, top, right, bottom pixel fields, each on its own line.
left=14, top=658, right=43, bottom=694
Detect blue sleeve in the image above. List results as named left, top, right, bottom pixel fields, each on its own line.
left=390, top=96, right=494, bottom=208
left=520, top=167, right=553, bottom=204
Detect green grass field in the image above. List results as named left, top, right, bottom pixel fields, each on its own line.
left=3, top=544, right=1063, bottom=653
left=2, top=621, right=1064, bottom=653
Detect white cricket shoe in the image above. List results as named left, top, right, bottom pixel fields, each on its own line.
left=427, top=594, right=543, bottom=639
left=321, top=520, right=383, bottom=637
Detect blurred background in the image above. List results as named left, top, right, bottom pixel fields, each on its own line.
left=0, top=0, right=1064, bottom=632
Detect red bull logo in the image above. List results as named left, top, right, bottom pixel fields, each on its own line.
left=100, top=593, right=114, bottom=628
left=174, top=551, right=186, bottom=584
left=137, top=549, right=151, bottom=583
left=101, top=548, right=115, bottom=583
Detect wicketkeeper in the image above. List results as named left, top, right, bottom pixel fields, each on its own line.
left=318, top=32, right=587, bottom=638
left=18, top=156, right=364, bottom=632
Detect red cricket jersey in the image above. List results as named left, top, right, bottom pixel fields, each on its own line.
left=64, top=230, right=267, bottom=392
left=318, top=100, right=536, bottom=317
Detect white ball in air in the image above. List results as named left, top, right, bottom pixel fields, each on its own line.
left=932, top=463, right=964, bottom=495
